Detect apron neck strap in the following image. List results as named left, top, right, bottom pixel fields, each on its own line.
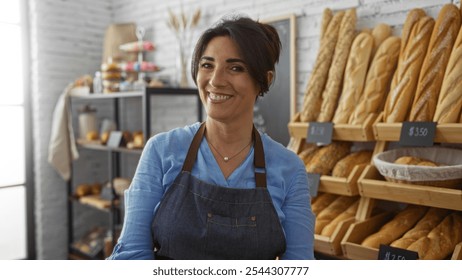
left=182, top=122, right=267, bottom=188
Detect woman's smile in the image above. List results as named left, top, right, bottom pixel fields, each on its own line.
left=208, top=92, right=232, bottom=102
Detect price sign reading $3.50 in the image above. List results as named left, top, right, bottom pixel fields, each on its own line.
left=399, top=122, right=436, bottom=147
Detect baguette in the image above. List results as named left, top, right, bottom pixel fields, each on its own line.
left=409, top=4, right=461, bottom=122
left=332, top=32, right=373, bottom=124
left=332, top=150, right=373, bottom=177
left=300, top=11, right=345, bottom=122
left=407, top=212, right=462, bottom=259
left=390, top=207, right=450, bottom=249
left=305, top=142, right=352, bottom=175
left=317, top=8, right=357, bottom=122
left=298, top=144, right=320, bottom=165
left=371, top=23, right=392, bottom=56
left=361, top=205, right=427, bottom=249
left=349, top=36, right=401, bottom=124
left=383, top=16, right=435, bottom=123
left=320, top=199, right=359, bottom=237
left=315, top=195, right=358, bottom=234
left=311, top=192, right=338, bottom=216
left=320, top=8, right=334, bottom=40
left=433, top=22, right=462, bottom=123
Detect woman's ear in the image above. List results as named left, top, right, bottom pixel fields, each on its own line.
left=267, top=71, right=274, bottom=85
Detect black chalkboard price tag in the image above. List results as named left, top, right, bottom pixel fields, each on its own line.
left=306, top=173, right=321, bottom=198
left=378, top=244, right=418, bottom=260
left=306, top=122, right=333, bottom=145
left=399, top=122, right=436, bottom=147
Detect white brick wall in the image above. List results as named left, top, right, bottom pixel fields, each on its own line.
left=32, top=0, right=461, bottom=259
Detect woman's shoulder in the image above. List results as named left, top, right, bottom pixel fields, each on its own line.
left=260, top=132, right=305, bottom=170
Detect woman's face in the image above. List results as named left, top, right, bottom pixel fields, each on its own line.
left=196, top=36, right=260, bottom=124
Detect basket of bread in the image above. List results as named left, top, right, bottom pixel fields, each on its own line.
left=373, top=147, right=462, bottom=189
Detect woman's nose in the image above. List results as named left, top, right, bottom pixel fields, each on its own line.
left=209, top=67, right=226, bottom=87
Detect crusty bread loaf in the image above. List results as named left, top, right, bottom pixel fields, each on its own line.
left=321, top=8, right=334, bottom=40
left=433, top=22, right=462, bottom=123
left=315, top=195, right=358, bottom=234
left=311, top=192, right=339, bottom=216
left=305, top=142, right=352, bottom=175
left=409, top=4, right=461, bottom=122
left=298, top=144, right=320, bottom=165
left=390, top=208, right=450, bottom=249
left=361, top=205, right=428, bottom=249
left=394, top=156, right=439, bottom=166
left=371, top=23, right=392, bottom=56
left=332, top=32, right=373, bottom=124
left=332, top=150, right=373, bottom=177
left=398, top=9, right=427, bottom=58
left=300, top=11, right=345, bottom=122
left=349, top=36, right=401, bottom=125
left=407, top=212, right=462, bottom=259
left=383, top=16, right=435, bottom=123
left=320, top=199, right=359, bottom=237
left=317, top=8, right=357, bottom=122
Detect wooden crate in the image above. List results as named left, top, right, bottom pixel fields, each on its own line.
left=341, top=212, right=462, bottom=260
left=288, top=113, right=377, bottom=142
left=318, top=164, right=367, bottom=196
left=452, top=243, right=462, bottom=260
left=314, top=217, right=356, bottom=256
left=373, top=113, right=462, bottom=143
left=341, top=212, right=393, bottom=260
left=358, top=165, right=462, bottom=211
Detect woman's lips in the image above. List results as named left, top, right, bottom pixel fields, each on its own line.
left=208, top=92, right=231, bottom=101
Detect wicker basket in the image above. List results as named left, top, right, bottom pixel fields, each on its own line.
left=373, top=147, right=462, bottom=189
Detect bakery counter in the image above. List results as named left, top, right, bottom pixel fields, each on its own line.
left=358, top=165, right=462, bottom=212
left=373, top=113, right=462, bottom=143
left=288, top=112, right=377, bottom=142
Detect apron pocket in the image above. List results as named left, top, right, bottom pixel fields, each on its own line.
left=205, top=213, right=258, bottom=259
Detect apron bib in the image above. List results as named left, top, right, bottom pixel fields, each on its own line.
left=151, top=122, right=286, bottom=259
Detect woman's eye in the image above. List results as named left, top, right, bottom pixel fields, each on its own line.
left=231, top=65, right=245, bottom=72
left=200, top=63, right=213, bottom=69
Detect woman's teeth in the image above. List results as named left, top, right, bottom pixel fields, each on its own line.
left=209, top=92, right=231, bottom=101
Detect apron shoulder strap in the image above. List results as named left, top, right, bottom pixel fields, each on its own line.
left=253, top=126, right=267, bottom=188
left=182, top=122, right=206, bottom=172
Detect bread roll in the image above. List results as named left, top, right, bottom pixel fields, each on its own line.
left=321, top=8, right=334, bottom=40
left=349, top=36, right=401, bottom=124
left=315, top=195, right=358, bottom=234
left=394, top=156, right=439, bottom=166
left=332, top=32, right=373, bottom=124
left=409, top=4, right=461, bottom=122
left=407, top=212, right=462, bottom=259
left=321, top=199, right=359, bottom=237
left=305, top=142, right=352, bottom=175
left=433, top=23, right=462, bottom=123
left=390, top=208, right=450, bottom=249
left=317, top=8, right=357, bottom=122
left=361, top=205, right=427, bottom=249
left=332, top=150, right=373, bottom=177
left=311, top=192, right=339, bottom=216
left=371, top=23, right=392, bottom=56
left=383, top=16, right=435, bottom=123
left=300, top=11, right=345, bottom=122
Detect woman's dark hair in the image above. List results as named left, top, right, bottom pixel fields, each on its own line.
left=191, top=15, right=281, bottom=96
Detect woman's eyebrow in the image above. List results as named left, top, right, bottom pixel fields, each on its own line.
left=200, top=56, right=246, bottom=64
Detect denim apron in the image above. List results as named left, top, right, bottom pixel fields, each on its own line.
left=151, top=122, right=286, bottom=259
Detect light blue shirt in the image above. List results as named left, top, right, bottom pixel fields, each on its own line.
left=107, top=122, right=315, bottom=260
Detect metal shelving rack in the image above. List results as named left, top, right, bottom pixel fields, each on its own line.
left=68, top=87, right=202, bottom=259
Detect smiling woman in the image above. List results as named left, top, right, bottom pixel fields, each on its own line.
left=107, top=15, right=315, bottom=260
